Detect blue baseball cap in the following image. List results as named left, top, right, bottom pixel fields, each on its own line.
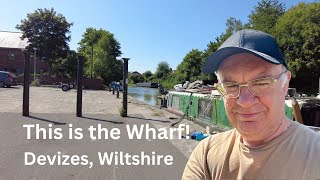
left=202, top=29, right=288, bottom=74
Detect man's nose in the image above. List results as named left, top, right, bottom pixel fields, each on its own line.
left=236, top=86, right=258, bottom=107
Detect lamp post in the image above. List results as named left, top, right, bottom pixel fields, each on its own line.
left=33, top=47, right=37, bottom=81
left=122, top=58, right=129, bottom=117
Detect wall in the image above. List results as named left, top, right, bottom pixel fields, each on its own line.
left=16, top=75, right=103, bottom=90
left=0, top=48, right=49, bottom=74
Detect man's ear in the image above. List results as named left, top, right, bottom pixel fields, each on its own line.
left=283, top=71, right=291, bottom=96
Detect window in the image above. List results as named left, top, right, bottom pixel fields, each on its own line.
left=171, top=95, right=180, bottom=109
left=8, top=53, right=15, bottom=60
left=198, top=99, right=213, bottom=120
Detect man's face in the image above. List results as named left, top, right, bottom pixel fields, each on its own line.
left=217, top=53, right=290, bottom=142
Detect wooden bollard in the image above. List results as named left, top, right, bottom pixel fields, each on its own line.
left=292, top=97, right=303, bottom=124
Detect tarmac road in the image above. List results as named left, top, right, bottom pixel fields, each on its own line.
left=0, top=86, right=204, bottom=180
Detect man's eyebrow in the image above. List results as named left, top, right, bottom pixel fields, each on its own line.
left=220, top=76, right=235, bottom=82
left=219, top=70, right=275, bottom=82
left=255, top=71, right=276, bottom=78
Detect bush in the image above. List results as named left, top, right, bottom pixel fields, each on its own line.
left=31, top=79, right=41, bottom=86
left=119, top=107, right=127, bottom=117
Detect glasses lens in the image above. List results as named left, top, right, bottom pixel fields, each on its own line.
left=249, top=78, right=275, bottom=96
left=220, top=82, right=239, bottom=98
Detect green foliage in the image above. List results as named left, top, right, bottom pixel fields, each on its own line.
left=248, top=0, right=285, bottom=34
left=52, top=50, right=78, bottom=78
left=142, top=71, right=153, bottom=82
left=140, top=1, right=320, bottom=94
left=31, top=79, right=40, bottom=86
left=274, top=2, right=320, bottom=94
left=129, top=73, right=144, bottom=84
left=160, top=73, right=181, bottom=90
left=203, top=17, right=242, bottom=60
left=78, top=28, right=122, bottom=85
left=16, top=8, right=73, bottom=73
left=154, top=61, right=172, bottom=79
left=175, top=49, right=204, bottom=81
left=226, top=17, right=243, bottom=35
left=119, top=107, right=126, bottom=117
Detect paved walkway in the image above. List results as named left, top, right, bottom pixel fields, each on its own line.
left=0, top=87, right=205, bottom=180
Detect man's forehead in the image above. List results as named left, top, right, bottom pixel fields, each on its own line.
left=219, top=53, right=274, bottom=69
left=217, top=53, right=281, bottom=80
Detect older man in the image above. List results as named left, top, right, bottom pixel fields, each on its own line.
left=182, top=29, right=320, bottom=180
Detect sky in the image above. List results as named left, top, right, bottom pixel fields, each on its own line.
left=0, top=0, right=316, bottom=73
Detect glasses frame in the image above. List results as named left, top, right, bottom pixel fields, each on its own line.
left=216, top=70, right=288, bottom=98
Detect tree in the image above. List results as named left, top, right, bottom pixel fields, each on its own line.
left=274, top=2, right=320, bottom=94
left=129, top=73, right=144, bottom=84
left=16, top=8, right=73, bottom=73
left=226, top=17, right=243, bottom=35
left=203, top=17, right=243, bottom=60
left=78, top=28, right=122, bottom=85
left=142, top=71, right=153, bottom=82
left=154, top=61, right=171, bottom=79
left=248, top=0, right=285, bottom=34
left=91, top=47, right=123, bottom=85
left=52, top=50, right=78, bottom=78
left=175, top=49, right=203, bottom=82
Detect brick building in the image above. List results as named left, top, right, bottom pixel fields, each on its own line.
left=0, top=31, right=49, bottom=74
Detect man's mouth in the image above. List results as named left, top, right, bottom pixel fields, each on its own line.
left=235, top=111, right=261, bottom=119
left=239, top=113, right=259, bottom=118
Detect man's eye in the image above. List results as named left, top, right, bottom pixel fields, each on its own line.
left=223, top=84, right=238, bottom=89
left=252, top=80, right=272, bottom=87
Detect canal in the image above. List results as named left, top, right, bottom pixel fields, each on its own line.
left=128, top=86, right=160, bottom=106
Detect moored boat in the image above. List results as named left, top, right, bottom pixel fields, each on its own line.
left=165, top=90, right=320, bottom=133
left=136, top=82, right=159, bottom=88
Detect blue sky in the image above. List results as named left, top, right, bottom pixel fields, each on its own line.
left=0, top=0, right=315, bottom=73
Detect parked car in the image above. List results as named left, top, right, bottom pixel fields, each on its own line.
left=0, top=71, right=17, bottom=88
left=111, top=81, right=123, bottom=91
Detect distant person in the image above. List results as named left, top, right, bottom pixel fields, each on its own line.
left=182, top=29, right=320, bottom=180
left=158, top=83, right=165, bottom=94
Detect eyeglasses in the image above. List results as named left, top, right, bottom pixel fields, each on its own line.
left=216, top=70, right=287, bottom=98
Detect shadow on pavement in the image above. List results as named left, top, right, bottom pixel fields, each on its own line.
left=6, top=86, right=21, bottom=89
left=27, top=116, right=67, bottom=125
left=81, top=116, right=124, bottom=124
left=127, top=115, right=171, bottom=123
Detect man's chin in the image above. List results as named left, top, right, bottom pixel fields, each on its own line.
left=236, top=121, right=264, bottom=136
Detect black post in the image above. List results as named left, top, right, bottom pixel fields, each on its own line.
left=122, top=58, right=129, bottom=117
left=23, top=52, right=30, bottom=116
left=116, top=89, right=119, bottom=98
left=77, top=56, right=84, bottom=117
left=91, top=45, right=93, bottom=79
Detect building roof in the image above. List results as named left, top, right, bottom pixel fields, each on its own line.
left=0, top=31, right=29, bottom=49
